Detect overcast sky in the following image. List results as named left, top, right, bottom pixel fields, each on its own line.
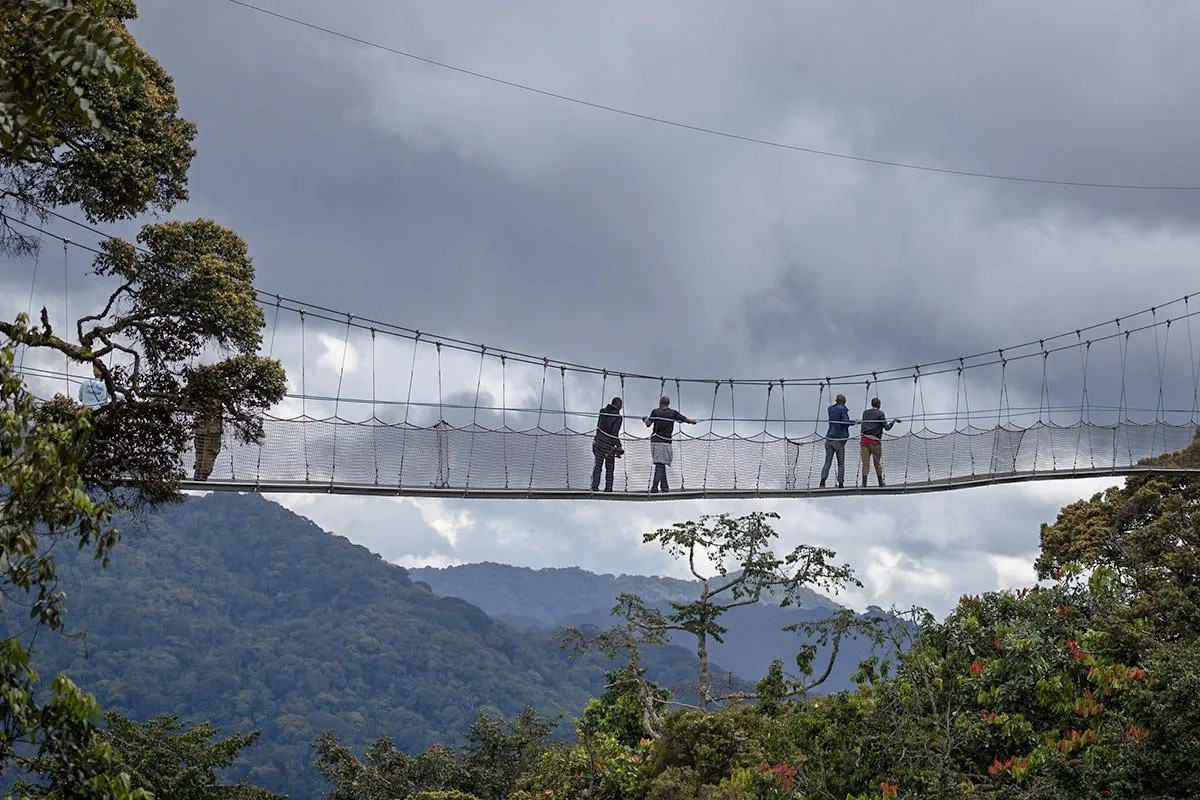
left=6, top=0, right=1200, bottom=616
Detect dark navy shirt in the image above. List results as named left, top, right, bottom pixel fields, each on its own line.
left=861, top=408, right=895, bottom=439
left=648, top=408, right=687, bottom=442
left=595, top=404, right=623, bottom=444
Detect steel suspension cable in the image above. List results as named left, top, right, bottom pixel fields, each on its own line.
left=398, top=332, right=420, bottom=487
left=465, top=346, right=486, bottom=488
left=328, top=313, right=353, bottom=484
left=255, top=295, right=282, bottom=484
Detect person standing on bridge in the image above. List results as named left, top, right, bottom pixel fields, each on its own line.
left=643, top=395, right=696, bottom=494
left=592, top=396, right=625, bottom=492
left=819, top=394, right=856, bottom=488
left=193, top=398, right=223, bottom=482
left=860, top=397, right=901, bottom=487
left=77, top=364, right=109, bottom=409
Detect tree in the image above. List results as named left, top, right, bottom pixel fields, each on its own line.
left=15, top=712, right=282, bottom=799
left=0, top=0, right=144, bottom=157
left=459, top=709, right=556, bottom=800
left=2, top=218, right=287, bottom=504
left=314, top=709, right=554, bottom=800
left=1036, top=431, right=1200, bottom=641
left=615, top=512, right=858, bottom=709
left=1, top=0, right=196, bottom=255
left=560, top=621, right=671, bottom=741
left=0, top=343, right=148, bottom=798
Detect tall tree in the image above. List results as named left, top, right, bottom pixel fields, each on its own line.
left=14, top=712, right=281, bottom=799
left=1036, top=432, right=1200, bottom=640
left=3, top=218, right=287, bottom=504
left=615, top=511, right=858, bottom=710
left=0, top=0, right=196, bottom=255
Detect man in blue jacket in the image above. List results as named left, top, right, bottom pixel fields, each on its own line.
left=819, top=393, right=855, bottom=488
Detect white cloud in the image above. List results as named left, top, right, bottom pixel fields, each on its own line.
left=989, top=554, right=1039, bottom=592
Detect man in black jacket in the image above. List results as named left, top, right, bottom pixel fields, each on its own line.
left=860, top=397, right=901, bottom=487
left=591, top=397, right=624, bottom=492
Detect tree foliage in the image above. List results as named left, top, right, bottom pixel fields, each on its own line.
left=2, top=218, right=287, bottom=504
left=0, top=0, right=143, bottom=156
left=316, top=709, right=553, bottom=800
left=15, top=712, right=281, bottom=799
left=1, top=0, right=196, bottom=254
left=0, top=343, right=148, bottom=798
left=616, top=511, right=859, bottom=709
left=1037, top=430, right=1200, bottom=640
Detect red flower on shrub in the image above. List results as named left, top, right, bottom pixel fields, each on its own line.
left=970, top=658, right=987, bottom=675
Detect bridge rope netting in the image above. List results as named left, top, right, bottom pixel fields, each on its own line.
left=7, top=223, right=1200, bottom=498
left=197, top=289, right=1200, bottom=498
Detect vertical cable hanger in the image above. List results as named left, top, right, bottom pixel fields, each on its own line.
left=465, top=345, right=486, bottom=489
left=561, top=365, right=571, bottom=489
left=370, top=328, right=379, bottom=485
left=398, top=331, right=420, bottom=488
left=528, top=357, right=549, bottom=491
left=62, top=237, right=70, bottom=394
left=299, top=310, right=310, bottom=482
left=16, top=222, right=43, bottom=371
left=328, top=313, right=353, bottom=486
left=675, top=377, right=685, bottom=491
left=255, top=295, right=282, bottom=486
left=501, top=355, right=510, bottom=488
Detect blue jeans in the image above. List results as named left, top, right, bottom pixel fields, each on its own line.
left=820, top=439, right=846, bottom=486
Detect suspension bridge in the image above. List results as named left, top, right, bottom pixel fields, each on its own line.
left=153, top=290, right=1200, bottom=498
left=8, top=223, right=1200, bottom=499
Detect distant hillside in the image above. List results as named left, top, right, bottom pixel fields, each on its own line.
left=12, top=494, right=712, bottom=799
left=410, top=563, right=880, bottom=693
left=407, top=563, right=841, bottom=629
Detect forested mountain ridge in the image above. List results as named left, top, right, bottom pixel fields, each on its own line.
left=410, top=562, right=875, bottom=692
left=409, top=562, right=841, bottom=629
left=11, top=493, right=708, bottom=798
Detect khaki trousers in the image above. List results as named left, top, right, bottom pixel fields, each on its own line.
left=860, top=439, right=883, bottom=479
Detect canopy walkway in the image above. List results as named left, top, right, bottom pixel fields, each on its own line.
left=11, top=221, right=1200, bottom=499
left=174, top=289, right=1200, bottom=498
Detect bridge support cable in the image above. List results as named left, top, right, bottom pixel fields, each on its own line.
left=1074, top=334, right=1090, bottom=473
left=729, top=380, right=739, bottom=491
left=300, top=311, right=310, bottom=482
left=1120, top=328, right=1133, bottom=467
left=675, top=377, right=685, bottom=491
left=502, top=356, right=510, bottom=489
left=328, top=313, right=352, bottom=487
left=701, top=381, right=720, bottom=491
left=807, top=381, right=826, bottom=489
left=253, top=292, right=280, bottom=484
left=15, top=225, right=43, bottom=372
left=465, top=346, right=486, bottom=489
left=756, top=383, right=773, bottom=493
left=61, top=239, right=70, bottom=395
left=1152, top=310, right=1171, bottom=457
left=370, top=329, right=379, bottom=485
left=620, top=374, right=629, bottom=492
left=1187, top=296, right=1200, bottom=424
left=561, top=366, right=571, bottom=489
left=528, top=359, right=548, bottom=492
left=398, top=332, right=420, bottom=489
